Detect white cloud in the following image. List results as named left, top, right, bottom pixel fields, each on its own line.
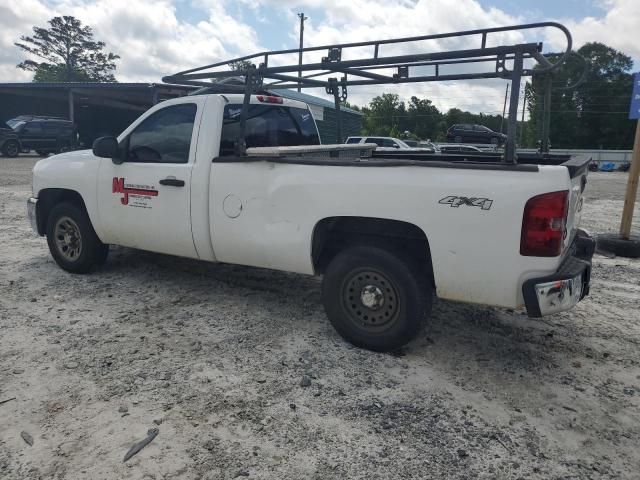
left=0, top=0, right=53, bottom=81
left=547, top=0, right=640, bottom=63
left=262, top=0, right=527, bottom=113
left=0, top=0, right=636, bottom=115
left=0, top=0, right=263, bottom=83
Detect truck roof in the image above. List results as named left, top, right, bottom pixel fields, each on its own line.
left=187, top=93, right=310, bottom=111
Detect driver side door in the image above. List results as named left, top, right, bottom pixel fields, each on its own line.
left=97, top=101, right=201, bottom=259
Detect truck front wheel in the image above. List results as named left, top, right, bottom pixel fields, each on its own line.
left=46, top=202, right=109, bottom=273
left=321, top=245, right=431, bottom=352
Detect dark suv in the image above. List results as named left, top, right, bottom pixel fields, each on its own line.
left=446, top=124, right=506, bottom=145
left=0, top=122, right=21, bottom=157
left=2, top=116, right=76, bottom=157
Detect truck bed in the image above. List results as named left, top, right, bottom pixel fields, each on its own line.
left=226, top=147, right=591, bottom=177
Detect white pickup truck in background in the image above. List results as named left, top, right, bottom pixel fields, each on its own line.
left=27, top=93, right=595, bottom=351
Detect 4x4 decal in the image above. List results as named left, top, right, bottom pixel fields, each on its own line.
left=439, top=195, right=493, bottom=210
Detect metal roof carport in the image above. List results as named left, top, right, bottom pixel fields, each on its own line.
left=0, top=82, right=363, bottom=147
left=0, top=82, right=192, bottom=146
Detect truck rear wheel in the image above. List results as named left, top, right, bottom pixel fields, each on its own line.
left=46, top=202, right=109, bottom=273
left=321, top=245, right=431, bottom=352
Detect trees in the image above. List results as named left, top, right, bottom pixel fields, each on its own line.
left=15, top=16, right=119, bottom=82
left=357, top=42, right=635, bottom=148
left=526, top=42, right=634, bottom=149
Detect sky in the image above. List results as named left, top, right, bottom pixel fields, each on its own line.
left=0, top=0, right=638, bottom=115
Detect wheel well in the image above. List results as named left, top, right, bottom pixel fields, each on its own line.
left=312, top=216, right=434, bottom=285
left=36, top=188, right=87, bottom=235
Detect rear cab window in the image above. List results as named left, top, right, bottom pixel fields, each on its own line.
left=220, top=103, right=320, bottom=156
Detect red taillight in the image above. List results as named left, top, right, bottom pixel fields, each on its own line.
left=520, top=190, right=569, bottom=257
left=256, top=95, right=283, bottom=104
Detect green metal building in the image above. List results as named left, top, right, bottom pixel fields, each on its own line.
left=274, top=90, right=363, bottom=144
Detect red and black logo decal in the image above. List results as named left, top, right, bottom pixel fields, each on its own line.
left=112, top=177, right=158, bottom=205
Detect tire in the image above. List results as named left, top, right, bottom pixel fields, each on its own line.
left=454, top=136, right=462, bottom=143
left=46, top=202, right=109, bottom=273
left=490, top=137, right=499, bottom=145
left=2, top=140, right=20, bottom=157
left=321, top=245, right=432, bottom=352
left=597, top=233, right=640, bottom=258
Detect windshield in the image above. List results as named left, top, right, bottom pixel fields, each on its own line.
left=395, top=139, right=410, bottom=148
left=7, top=119, right=25, bottom=130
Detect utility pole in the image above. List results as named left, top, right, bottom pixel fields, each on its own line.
left=500, top=83, right=509, bottom=133
left=297, top=13, right=308, bottom=93
left=520, top=87, right=527, bottom=145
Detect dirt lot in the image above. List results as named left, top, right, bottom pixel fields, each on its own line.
left=1, top=157, right=639, bottom=480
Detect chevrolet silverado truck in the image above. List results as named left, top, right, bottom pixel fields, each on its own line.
left=27, top=93, right=595, bottom=351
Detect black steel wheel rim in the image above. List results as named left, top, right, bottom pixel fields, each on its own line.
left=341, top=267, right=401, bottom=333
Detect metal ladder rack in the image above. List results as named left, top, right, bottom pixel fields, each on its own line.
left=163, top=22, right=573, bottom=163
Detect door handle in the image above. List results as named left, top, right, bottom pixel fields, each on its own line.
left=159, top=178, right=185, bottom=187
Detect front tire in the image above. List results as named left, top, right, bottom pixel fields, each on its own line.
left=2, top=140, right=20, bottom=157
left=46, top=202, right=109, bottom=273
left=321, top=245, right=432, bottom=352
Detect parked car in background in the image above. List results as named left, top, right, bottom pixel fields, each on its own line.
left=345, top=136, right=437, bottom=152
left=4, top=116, right=76, bottom=157
left=446, top=124, right=506, bottom=145
left=0, top=121, right=21, bottom=157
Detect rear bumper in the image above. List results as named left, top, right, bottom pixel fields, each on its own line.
left=523, top=230, right=595, bottom=317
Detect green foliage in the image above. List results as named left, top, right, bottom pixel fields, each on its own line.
left=15, top=16, right=119, bottom=82
left=356, top=42, right=635, bottom=149
left=527, top=42, right=634, bottom=149
left=228, top=60, right=254, bottom=71
left=360, top=94, right=505, bottom=142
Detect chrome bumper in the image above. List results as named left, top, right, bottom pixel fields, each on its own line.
left=523, top=230, right=595, bottom=317
left=530, top=273, right=584, bottom=316
left=27, top=197, right=39, bottom=234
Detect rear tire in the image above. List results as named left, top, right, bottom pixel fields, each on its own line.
left=321, top=245, right=432, bottom=352
left=490, top=137, right=499, bottom=145
left=454, top=136, right=462, bottom=143
left=46, top=202, right=109, bottom=273
left=2, top=140, right=20, bottom=157
left=597, top=233, right=640, bottom=258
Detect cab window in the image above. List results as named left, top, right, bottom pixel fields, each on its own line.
left=126, top=104, right=197, bottom=163
left=220, top=104, right=320, bottom=156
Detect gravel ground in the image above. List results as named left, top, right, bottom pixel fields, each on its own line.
left=1, top=157, right=639, bottom=480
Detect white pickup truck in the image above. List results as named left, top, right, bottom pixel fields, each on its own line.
left=27, top=93, right=595, bottom=351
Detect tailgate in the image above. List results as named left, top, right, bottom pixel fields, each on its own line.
left=563, top=155, right=590, bottom=251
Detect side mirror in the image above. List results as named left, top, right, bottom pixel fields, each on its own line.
left=92, top=136, right=121, bottom=162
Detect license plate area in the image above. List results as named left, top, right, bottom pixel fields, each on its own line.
left=534, top=274, right=583, bottom=316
